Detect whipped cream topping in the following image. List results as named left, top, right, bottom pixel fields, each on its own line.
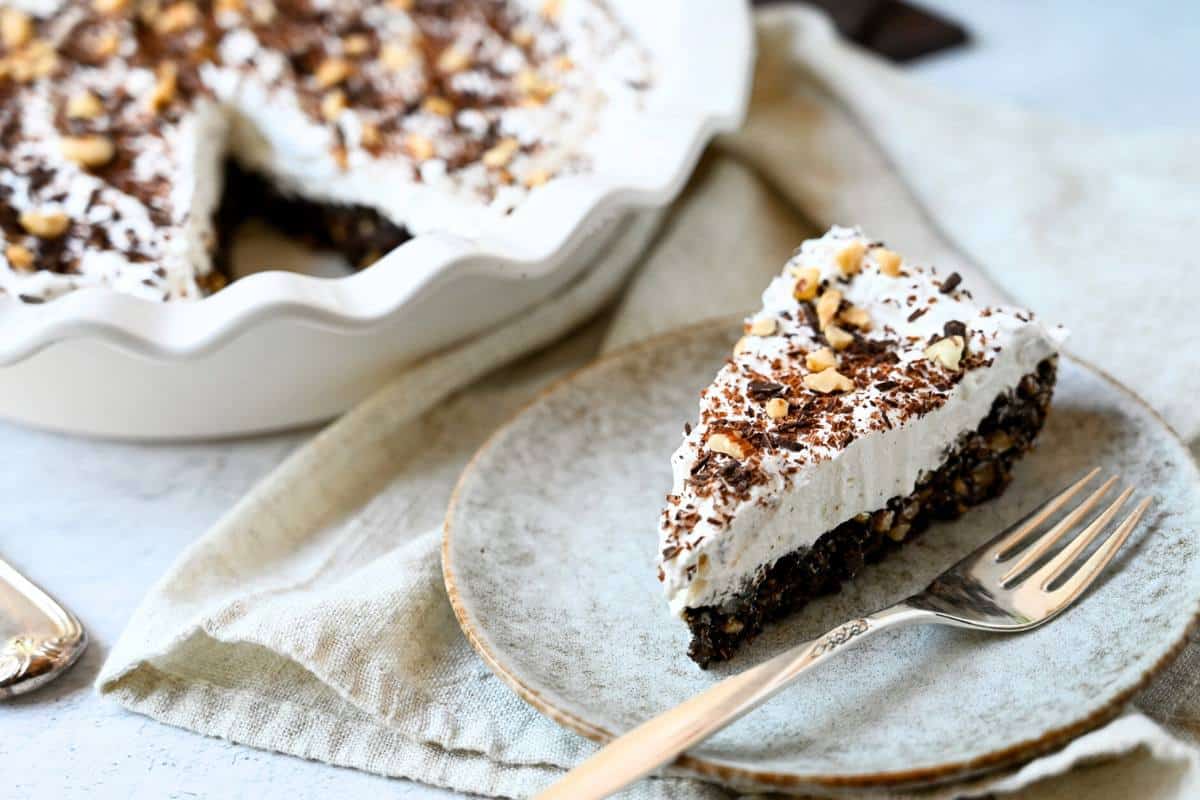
left=658, top=227, right=1065, bottom=615
left=0, top=0, right=652, bottom=302
left=0, top=40, right=230, bottom=302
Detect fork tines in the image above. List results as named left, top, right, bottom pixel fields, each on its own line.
left=994, top=468, right=1152, bottom=594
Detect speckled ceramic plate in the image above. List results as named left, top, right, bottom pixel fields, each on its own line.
left=442, top=317, right=1200, bottom=794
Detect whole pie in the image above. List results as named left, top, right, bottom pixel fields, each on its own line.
left=0, top=0, right=649, bottom=302
left=658, top=227, right=1064, bottom=666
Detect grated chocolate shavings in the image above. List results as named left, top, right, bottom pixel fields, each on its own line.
left=939, top=272, right=963, bottom=294
left=746, top=380, right=786, bottom=400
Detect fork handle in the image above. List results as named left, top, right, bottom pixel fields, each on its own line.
left=535, top=604, right=928, bottom=800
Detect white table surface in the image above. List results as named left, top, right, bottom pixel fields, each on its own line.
left=3, top=2, right=1198, bottom=798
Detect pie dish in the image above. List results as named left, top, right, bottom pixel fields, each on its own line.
left=0, top=0, right=752, bottom=437
left=658, top=227, right=1065, bottom=665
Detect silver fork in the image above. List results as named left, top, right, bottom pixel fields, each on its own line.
left=0, top=554, right=87, bottom=699
left=538, top=468, right=1152, bottom=799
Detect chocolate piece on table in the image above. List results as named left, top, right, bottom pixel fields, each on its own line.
left=855, top=1, right=970, bottom=62
left=752, top=0, right=969, bottom=62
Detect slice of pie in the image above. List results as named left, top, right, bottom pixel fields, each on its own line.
left=658, top=227, right=1064, bottom=667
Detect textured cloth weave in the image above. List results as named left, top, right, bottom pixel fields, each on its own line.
left=99, top=8, right=1200, bottom=799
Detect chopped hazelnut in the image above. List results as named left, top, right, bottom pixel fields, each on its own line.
left=67, top=91, right=105, bottom=120
left=19, top=210, right=70, bottom=239
left=748, top=317, right=776, bottom=337
left=320, top=90, right=347, bottom=122
left=247, top=0, right=275, bottom=24
left=839, top=305, right=872, bottom=331
left=314, top=57, right=352, bottom=89
left=482, top=137, right=520, bottom=168
left=805, top=347, right=837, bottom=372
left=825, top=324, right=855, bottom=351
left=803, top=368, right=855, bottom=394
left=1, top=9, right=33, bottom=50
left=421, top=96, right=454, bottom=116
left=874, top=247, right=902, bottom=277
left=342, top=34, right=371, bottom=57
left=707, top=432, right=750, bottom=460
left=515, top=68, right=558, bottom=103
left=765, top=397, right=789, bottom=420
left=380, top=42, right=415, bottom=71
left=331, top=143, right=348, bottom=171
left=732, top=336, right=752, bottom=357
left=553, top=55, right=574, bottom=71
left=7, top=38, right=56, bottom=82
left=147, top=62, right=178, bottom=111
left=540, top=0, right=563, bottom=20
left=404, top=133, right=435, bottom=161
left=155, top=2, right=199, bottom=35
left=60, top=135, right=116, bottom=169
left=137, top=0, right=160, bottom=19
left=93, top=0, right=130, bottom=14
left=90, top=28, right=120, bottom=60
left=815, top=288, right=842, bottom=330
left=791, top=266, right=820, bottom=301
left=510, top=25, right=535, bottom=47
left=359, top=122, right=381, bottom=149
left=436, top=46, right=471, bottom=74
left=836, top=240, right=866, bottom=276
left=924, top=335, right=965, bottom=371
left=523, top=168, right=551, bottom=188
left=5, top=244, right=34, bottom=271
left=987, top=430, right=1014, bottom=453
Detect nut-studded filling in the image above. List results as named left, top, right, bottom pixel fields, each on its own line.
left=683, top=357, right=1058, bottom=667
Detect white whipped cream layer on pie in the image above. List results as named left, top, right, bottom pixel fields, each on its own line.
left=0, top=54, right=230, bottom=302
left=658, top=227, right=1065, bottom=616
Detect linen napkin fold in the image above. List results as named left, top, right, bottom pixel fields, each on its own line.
left=99, top=8, right=1200, bottom=799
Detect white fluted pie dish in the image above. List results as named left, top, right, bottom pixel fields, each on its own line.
left=0, top=0, right=752, bottom=439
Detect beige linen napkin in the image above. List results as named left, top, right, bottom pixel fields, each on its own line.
left=99, top=8, right=1200, bottom=799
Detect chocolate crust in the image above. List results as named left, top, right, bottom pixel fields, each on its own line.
left=683, top=357, right=1058, bottom=668
left=218, top=162, right=411, bottom=272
